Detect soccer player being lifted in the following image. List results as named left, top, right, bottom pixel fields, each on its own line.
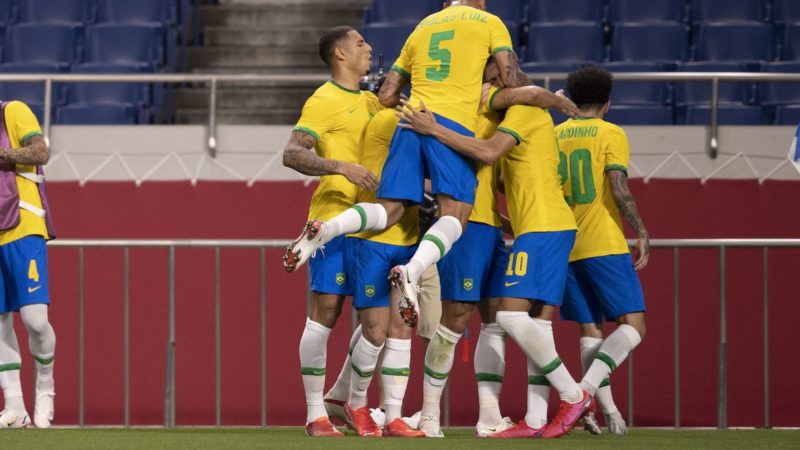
left=281, top=26, right=381, bottom=437
left=284, top=0, right=528, bottom=327
left=556, top=66, right=649, bottom=435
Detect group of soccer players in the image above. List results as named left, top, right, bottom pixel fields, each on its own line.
left=281, top=0, right=649, bottom=439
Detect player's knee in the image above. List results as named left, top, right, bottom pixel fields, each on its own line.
left=378, top=200, right=406, bottom=227
left=441, top=301, right=474, bottom=333
left=21, top=313, right=50, bottom=337
left=361, top=322, right=388, bottom=347
left=617, top=313, right=646, bottom=340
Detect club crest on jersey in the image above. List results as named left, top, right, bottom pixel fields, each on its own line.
left=463, top=278, right=474, bottom=291
left=335, top=273, right=346, bottom=285
left=365, top=285, right=375, bottom=298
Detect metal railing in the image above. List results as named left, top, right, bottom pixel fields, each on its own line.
left=47, top=237, right=800, bottom=428
left=3, top=72, right=800, bottom=159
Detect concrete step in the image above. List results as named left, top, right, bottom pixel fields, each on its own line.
left=204, top=26, right=326, bottom=48
left=187, top=46, right=324, bottom=69
left=174, top=108, right=300, bottom=125
left=174, top=87, right=314, bottom=109
left=200, top=4, right=365, bottom=28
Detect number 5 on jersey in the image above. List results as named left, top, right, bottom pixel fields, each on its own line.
left=426, top=30, right=455, bottom=81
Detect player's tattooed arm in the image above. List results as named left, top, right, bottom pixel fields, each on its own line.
left=282, top=130, right=379, bottom=191
left=493, top=50, right=530, bottom=89
left=608, top=169, right=650, bottom=270
left=491, top=86, right=579, bottom=117
left=378, top=70, right=409, bottom=108
left=0, top=134, right=49, bottom=165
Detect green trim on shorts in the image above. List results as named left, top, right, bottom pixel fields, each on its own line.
left=300, top=367, right=326, bottom=376
left=476, top=372, right=504, bottom=383
left=540, top=357, right=562, bottom=375
left=496, top=126, right=522, bottom=145
left=528, top=375, right=551, bottom=386
left=381, top=367, right=410, bottom=377
left=422, top=234, right=446, bottom=258
left=596, top=352, right=617, bottom=372
left=424, top=365, right=449, bottom=380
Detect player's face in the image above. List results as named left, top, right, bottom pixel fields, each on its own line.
left=342, top=30, right=373, bottom=76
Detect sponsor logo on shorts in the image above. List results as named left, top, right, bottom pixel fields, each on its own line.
left=463, top=278, right=474, bottom=291
left=365, top=285, right=375, bottom=298
left=504, top=281, right=520, bottom=287
left=335, top=273, right=346, bottom=285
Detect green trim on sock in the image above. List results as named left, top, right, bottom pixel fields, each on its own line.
left=33, top=355, right=54, bottom=365
left=300, top=367, right=326, bottom=376
left=0, top=363, right=21, bottom=372
left=422, top=234, right=446, bottom=257
left=424, top=365, right=449, bottom=380
left=540, top=357, right=562, bottom=375
left=528, top=375, right=551, bottom=386
left=599, top=378, right=611, bottom=388
left=352, top=204, right=368, bottom=232
left=596, top=352, right=617, bottom=372
left=381, top=367, right=410, bottom=377
left=475, top=372, right=503, bottom=383
left=350, top=363, right=375, bottom=378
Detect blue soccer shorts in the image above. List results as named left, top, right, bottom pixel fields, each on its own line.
left=560, top=253, right=647, bottom=323
left=308, top=234, right=352, bottom=296
left=378, top=113, right=477, bottom=205
left=497, top=230, right=576, bottom=305
left=438, top=221, right=507, bottom=302
left=0, top=235, right=50, bottom=313
left=344, top=237, right=417, bottom=309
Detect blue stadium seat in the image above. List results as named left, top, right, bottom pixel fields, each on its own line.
left=360, top=22, right=415, bottom=70
left=70, top=63, right=151, bottom=109
left=96, top=0, right=175, bottom=25
left=504, top=19, right=521, bottom=49
left=611, top=23, right=688, bottom=63
left=5, top=23, right=82, bottom=70
left=608, top=0, right=685, bottom=24
left=773, top=0, right=800, bottom=24
left=86, top=24, right=165, bottom=69
left=689, top=0, right=766, bottom=23
left=774, top=105, right=800, bottom=124
left=522, top=62, right=581, bottom=92
left=678, top=105, right=764, bottom=125
left=782, top=23, right=800, bottom=60
left=605, top=105, right=674, bottom=125
left=525, top=0, right=605, bottom=23
left=363, top=0, right=438, bottom=24
left=56, top=103, right=138, bottom=124
left=694, top=23, right=773, bottom=62
left=602, top=62, right=673, bottom=105
left=759, top=62, right=800, bottom=106
left=16, top=0, right=94, bottom=24
left=524, top=23, right=605, bottom=64
left=674, top=62, right=758, bottom=105
left=487, top=0, right=524, bottom=23
left=0, top=0, right=13, bottom=25
left=0, top=63, right=68, bottom=123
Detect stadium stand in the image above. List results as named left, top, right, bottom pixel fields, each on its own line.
left=360, top=22, right=416, bottom=69
left=608, top=0, right=686, bottom=24
left=689, top=0, right=768, bottom=23
left=525, top=0, right=606, bottom=23
left=772, top=0, right=800, bottom=24
left=5, top=23, right=82, bottom=70
left=15, top=0, right=95, bottom=24
left=694, top=22, right=774, bottom=62
left=524, top=22, right=606, bottom=65
left=610, top=22, right=689, bottom=63
left=363, top=0, right=438, bottom=23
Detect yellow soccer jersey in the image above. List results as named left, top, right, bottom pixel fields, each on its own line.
left=0, top=101, right=48, bottom=245
left=351, top=109, right=419, bottom=246
left=294, top=80, right=383, bottom=221
left=469, top=87, right=503, bottom=227
left=496, top=105, right=576, bottom=236
left=555, top=117, right=630, bottom=261
left=392, top=4, right=513, bottom=132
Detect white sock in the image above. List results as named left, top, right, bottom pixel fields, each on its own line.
left=420, top=324, right=461, bottom=418
left=474, top=322, right=506, bottom=426
left=580, top=336, right=614, bottom=413
left=326, top=325, right=362, bottom=402
left=0, top=313, right=26, bottom=413
left=582, top=324, right=642, bottom=395
left=324, top=203, right=388, bottom=242
left=349, top=336, right=384, bottom=410
left=381, top=338, right=411, bottom=423
left=406, top=216, right=462, bottom=282
left=525, top=357, right=550, bottom=429
left=299, top=318, right=332, bottom=423
left=496, top=312, right=582, bottom=403
left=20, top=305, right=55, bottom=385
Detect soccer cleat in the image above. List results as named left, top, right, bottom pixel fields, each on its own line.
left=541, top=390, right=593, bottom=439
left=369, top=408, right=386, bottom=428
left=304, top=417, right=344, bottom=437
left=382, top=418, right=425, bottom=437
left=476, top=416, right=516, bottom=437
left=345, top=405, right=382, bottom=437
left=0, top=410, right=32, bottom=429
left=581, top=411, right=602, bottom=435
left=487, top=419, right=544, bottom=439
left=283, top=220, right=326, bottom=273
left=401, top=410, right=421, bottom=429
left=389, top=265, right=420, bottom=327
left=606, top=411, right=628, bottom=435
left=417, top=413, right=444, bottom=438
left=33, top=387, right=55, bottom=429
left=323, top=397, right=353, bottom=430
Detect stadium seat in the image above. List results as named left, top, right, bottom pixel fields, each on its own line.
left=758, top=62, right=800, bottom=106
left=504, top=19, right=521, bottom=49
left=602, top=62, right=673, bottom=105
left=16, top=0, right=94, bottom=24
left=487, top=0, right=524, bottom=23
left=96, top=0, right=175, bottom=25
left=70, top=63, right=151, bottom=110
left=605, top=105, right=674, bottom=125
left=4, top=23, right=82, bottom=70
left=0, top=63, right=68, bottom=125
left=782, top=23, right=800, bottom=60
left=677, top=104, right=764, bottom=125
left=85, top=24, right=165, bottom=69
left=360, top=22, right=415, bottom=70
left=363, top=0, right=438, bottom=24
left=0, top=0, right=13, bottom=25
left=772, top=0, right=800, bottom=24
left=674, top=62, right=757, bottom=106
left=608, top=0, right=685, bottom=24
left=56, top=103, right=138, bottom=124
left=689, top=0, right=766, bottom=24
left=525, top=0, right=605, bottom=23
left=774, top=105, right=800, bottom=124
left=524, top=23, right=605, bottom=64
left=694, top=23, right=773, bottom=63
left=610, top=23, right=688, bottom=63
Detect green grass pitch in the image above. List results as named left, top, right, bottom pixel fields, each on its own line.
left=0, top=428, right=797, bottom=449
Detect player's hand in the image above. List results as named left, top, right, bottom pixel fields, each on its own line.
left=340, top=162, right=379, bottom=192
left=555, top=90, right=579, bottom=118
left=632, top=233, right=650, bottom=271
left=396, top=99, right=438, bottom=135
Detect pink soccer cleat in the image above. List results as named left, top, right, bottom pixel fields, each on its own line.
left=488, top=419, right=544, bottom=438
left=541, top=390, right=593, bottom=439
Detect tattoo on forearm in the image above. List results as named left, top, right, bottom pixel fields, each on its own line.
left=282, top=130, right=339, bottom=176
left=0, top=135, right=49, bottom=165
left=609, top=170, right=648, bottom=249
left=378, top=71, right=408, bottom=108
left=504, top=52, right=529, bottom=88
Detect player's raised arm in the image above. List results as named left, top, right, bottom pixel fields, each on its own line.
left=490, top=86, right=578, bottom=118
left=282, top=129, right=379, bottom=191
left=493, top=49, right=529, bottom=89
left=377, top=70, right=409, bottom=108
left=607, top=169, right=649, bottom=270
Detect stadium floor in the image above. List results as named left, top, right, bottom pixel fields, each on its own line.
left=0, top=428, right=797, bottom=449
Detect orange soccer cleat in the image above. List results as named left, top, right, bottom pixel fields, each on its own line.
left=304, top=416, right=344, bottom=437
left=345, top=405, right=382, bottom=437
left=382, top=418, right=425, bottom=437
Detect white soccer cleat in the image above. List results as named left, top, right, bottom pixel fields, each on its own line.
left=0, top=409, right=31, bottom=429
left=582, top=411, right=602, bottom=435
left=417, top=413, right=444, bottom=438
left=606, top=411, right=628, bottom=435
left=389, top=265, right=420, bottom=327
left=283, top=220, right=327, bottom=273
left=475, top=416, right=515, bottom=437
left=369, top=408, right=385, bottom=428
left=401, top=410, right=421, bottom=429
left=33, top=388, right=55, bottom=429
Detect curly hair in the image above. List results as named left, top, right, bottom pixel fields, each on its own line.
left=566, top=66, right=613, bottom=109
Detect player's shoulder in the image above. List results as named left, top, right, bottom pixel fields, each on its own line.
left=598, top=119, right=628, bottom=140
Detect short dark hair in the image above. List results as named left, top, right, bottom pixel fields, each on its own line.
left=566, top=66, right=613, bottom=109
left=319, top=26, right=355, bottom=67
